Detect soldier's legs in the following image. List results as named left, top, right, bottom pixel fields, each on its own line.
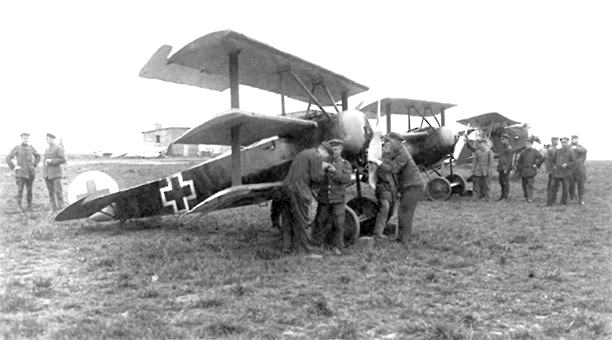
left=482, top=175, right=490, bottom=200
left=577, top=177, right=585, bottom=203
left=312, top=202, right=330, bottom=246
left=397, top=185, right=422, bottom=243
left=521, top=177, right=528, bottom=199
left=270, top=199, right=282, bottom=229
left=25, top=176, right=34, bottom=209
left=15, top=178, right=26, bottom=209
left=499, top=170, right=510, bottom=198
left=45, top=178, right=57, bottom=210
left=568, top=173, right=576, bottom=200
left=287, top=189, right=313, bottom=254
left=278, top=191, right=293, bottom=253
left=560, top=178, right=570, bottom=205
left=526, top=176, right=535, bottom=201
left=472, top=176, right=481, bottom=200
left=547, top=174, right=553, bottom=190
left=374, top=198, right=390, bottom=236
left=547, top=177, right=560, bottom=205
left=331, top=203, right=345, bottom=249
left=54, top=178, right=64, bottom=208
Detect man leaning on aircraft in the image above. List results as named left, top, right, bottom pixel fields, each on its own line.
left=279, top=141, right=334, bottom=258
left=6, top=132, right=40, bottom=212
left=368, top=132, right=423, bottom=244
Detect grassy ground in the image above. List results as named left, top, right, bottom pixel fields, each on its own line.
left=1, top=158, right=610, bottom=339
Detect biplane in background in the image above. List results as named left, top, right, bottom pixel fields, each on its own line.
left=358, top=98, right=467, bottom=202
left=454, top=112, right=536, bottom=165
left=55, top=30, right=459, bottom=244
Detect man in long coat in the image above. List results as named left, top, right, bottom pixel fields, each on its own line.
left=471, top=139, right=495, bottom=201
left=43, top=133, right=67, bottom=210
left=515, top=138, right=545, bottom=202
left=6, top=133, right=41, bottom=211
left=568, top=135, right=587, bottom=205
left=547, top=137, right=576, bottom=206
left=496, top=133, right=521, bottom=200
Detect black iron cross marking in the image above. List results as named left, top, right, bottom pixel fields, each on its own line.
left=77, top=180, right=111, bottom=200
left=159, top=173, right=197, bottom=213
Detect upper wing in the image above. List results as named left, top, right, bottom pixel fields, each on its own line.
left=174, top=109, right=317, bottom=146
left=456, top=112, right=520, bottom=128
left=361, top=98, right=456, bottom=119
left=139, top=30, right=368, bottom=105
left=187, top=182, right=283, bottom=215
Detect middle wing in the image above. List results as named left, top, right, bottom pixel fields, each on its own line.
left=456, top=112, right=520, bottom=128
left=187, top=182, right=283, bottom=215
left=174, top=109, right=317, bottom=146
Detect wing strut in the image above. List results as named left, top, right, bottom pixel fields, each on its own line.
left=286, top=70, right=331, bottom=119
left=229, top=50, right=242, bottom=186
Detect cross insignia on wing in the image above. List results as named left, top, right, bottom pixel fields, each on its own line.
left=159, top=173, right=197, bottom=213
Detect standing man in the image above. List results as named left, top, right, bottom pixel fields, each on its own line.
left=471, top=139, right=495, bottom=201
left=6, top=133, right=41, bottom=211
left=547, top=137, right=576, bottom=206
left=372, top=140, right=397, bottom=239
left=280, top=142, right=334, bottom=257
left=312, top=139, right=352, bottom=255
left=515, top=137, right=545, bottom=202
left=569, top=135, right=588, bottom=205
left=368, top=132, right=423, bottom=244
left=545, top=137, right=559, bottom=191
left=43, top=133, right=66, bottom=211
left=496, top=133, right=520, bottom=200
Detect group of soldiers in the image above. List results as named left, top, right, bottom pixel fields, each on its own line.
left=469, top=134, right=587, bottom=205
left=277, top=132, right=423, bottom=258
left=5, top=132, right=66, bottom=212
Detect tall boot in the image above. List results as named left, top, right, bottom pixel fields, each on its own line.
left=49, top=198, right=58, bottom=211
left=16, top=197, right=24, bottom=212
left=26, top=198, right=33, bottom=211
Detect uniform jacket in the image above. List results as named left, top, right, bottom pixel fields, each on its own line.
left=516, top=148, right=545, bottom=178
left=283, top=148, right=324, bottom=201
left=472, top=149, right=494, bottom=176
left=378, top=143, right=423, bottom=191
left=551, top=146, right=576, bottom=178
left=6, top=144, right=40, bottom=179
left=43, top=143, right=66, bottom=179
left=570, top=143, right=587, bottom=176
left=316, top=155, right=352, bottom=204
left=497, top=144, right=519, bottom=172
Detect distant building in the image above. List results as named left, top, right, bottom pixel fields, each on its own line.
left=142, top=126, right=199, bottom=156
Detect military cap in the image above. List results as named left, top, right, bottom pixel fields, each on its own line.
left=559, top=136, right=569, bottom=142
left=328, top=138, right=344, bottom=147
left=319, top=141, right=334, bottom=154
left=551, top=136, right=559, bottom=141
left=524, top=138, right=533, bottom=144
left=386, top=132, right=404, bottom=142
left=20, top=132, right=30, bottom=137
left=46, top=133, right=56, bottom=139
left=500, top=133, right=509, bottom=139
left=571, top=135, right=578, bottom=139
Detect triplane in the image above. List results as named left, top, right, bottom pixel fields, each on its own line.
left=56, top=30, right=460, bottom=246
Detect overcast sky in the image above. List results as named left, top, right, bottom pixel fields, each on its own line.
left=1, top=1, right=610, bottom=159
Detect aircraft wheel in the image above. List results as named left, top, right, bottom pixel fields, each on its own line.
left=347, top=196, right=378, bottom=235
left=343, top=205, right=360, bottom=247
left=425, top=177, right=452, bottom=201
left=446, top=174, right=467, bottom=196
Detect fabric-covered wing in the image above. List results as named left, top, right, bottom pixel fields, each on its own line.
left=187, top=182, right=283, bottom=215
left=456, top=112, right=520, bottom=128
left=55, top=191, right=124, bottom=221
left=361, top=98, right=456, bottom=119
left=140, top=30, right=368, bottom=105
left=174, top=109, right=317, bottom=146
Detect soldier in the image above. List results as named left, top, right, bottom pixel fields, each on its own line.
left=569, top=135, right=587, bottom=205
left=6, top=132, right=41, bottom=211
left=279, top=142, right=334, bottom=258
left=515, top=137, right=545, bottom=202
left=547, top=137, right=576, bottom=206
left=372, top=139, right=397, bottom=239
left=312, top=139, right=352, bottom=255
left=43, top=133, right=66, bottom=211
left=471, top=139, right=495, bottom=201
left=368, top=132, right=423, bottom=244
left=544, top=137, right=559, bottom=190
left=496, top=133, right=520, bottom=200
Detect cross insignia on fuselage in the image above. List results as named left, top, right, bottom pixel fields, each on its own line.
left=159, top=173, right=197, bottom=213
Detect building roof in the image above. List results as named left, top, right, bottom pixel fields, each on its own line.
left=141, top=127, right=190, bottom=134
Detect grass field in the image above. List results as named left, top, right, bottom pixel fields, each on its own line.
left=1, top=158, right=610, bottom=339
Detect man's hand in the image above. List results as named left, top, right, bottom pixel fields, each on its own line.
left=322, top=161, right=333, bottom=170
left=46, top=159, right=52, bottom=164
left=367, top=155, right=382, bottom=166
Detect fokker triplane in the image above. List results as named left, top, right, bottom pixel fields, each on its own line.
left=56, top=30, right=464, bottom=245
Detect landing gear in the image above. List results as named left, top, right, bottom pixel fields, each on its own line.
left=343, top=205, right=360, bottom=247
left=425, top=174, right=466, bottom=201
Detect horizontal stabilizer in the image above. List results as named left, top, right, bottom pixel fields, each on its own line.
left=187, top=182, right=284, bottom=215
left=174, top=109, right=317, bottom=146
